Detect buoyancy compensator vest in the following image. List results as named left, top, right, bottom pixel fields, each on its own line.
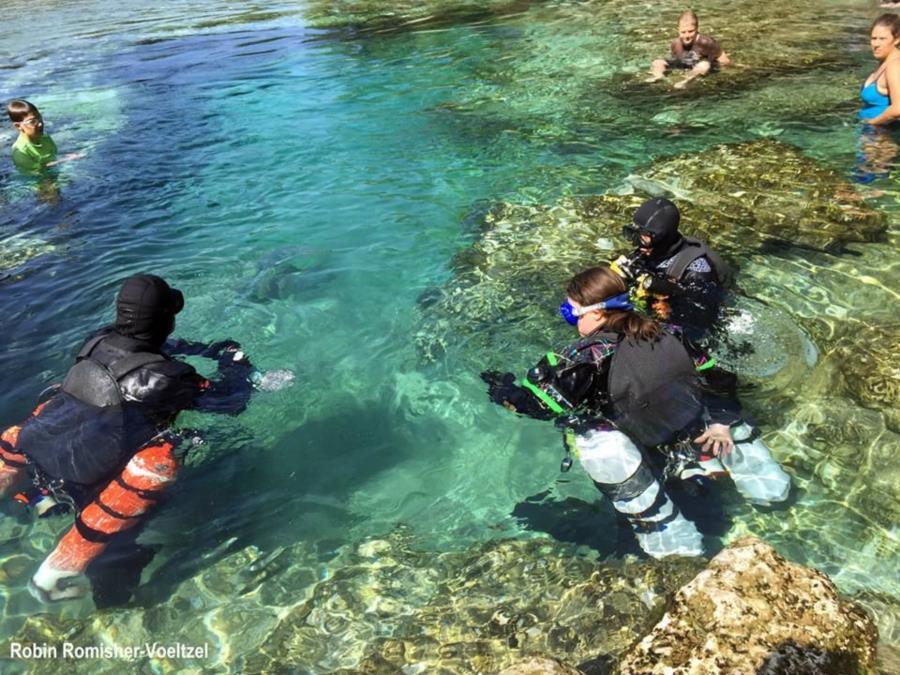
left=18, top=332, right=169, bottom=487
left=663, top=237, right=732, bottom=287
left=544, top=330, right=706, bottom=447
left=605, top=331, right=705, bottom=447
left=61, top=333, right=167, bottom=407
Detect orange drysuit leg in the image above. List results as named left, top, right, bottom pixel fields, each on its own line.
left=0, top=401, right=50, bottom=497
left=31, top=436, right=179, bottom=601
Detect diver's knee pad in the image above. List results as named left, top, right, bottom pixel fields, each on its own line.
left=722, top=423, right=791, bottom=505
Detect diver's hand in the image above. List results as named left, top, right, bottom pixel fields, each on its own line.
left=480, top=371, right=553, bottom=419
left=693, top=423, right=735, bottom=458
left=481, top=370, right=517, bottom=407
left=203, top=339, right=241, bottom=357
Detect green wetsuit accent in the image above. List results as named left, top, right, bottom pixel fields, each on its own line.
left=695, top=357, right=717, bottom=371
left=12, top=133, right=58, bottom=173
left=519, top=379, right=565, bottom=414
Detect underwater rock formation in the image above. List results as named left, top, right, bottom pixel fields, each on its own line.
left=4, top=527, right=704, bottom=673
left=304, top=0, right=532, bottom=33
left=616, top=537, right=878, bottom=675
left=246, top=531, right=704, bottom=673
left=0, top=232, right=57, bottom=276
left=830, top=322, right=900, bottom=430
left=3, top=532, right=887, bottom=673
left=497, top=656, right=582, bottom=674
left=631, top=140, right=885, bottom=253
left=416, top=139, right=884, bottom=363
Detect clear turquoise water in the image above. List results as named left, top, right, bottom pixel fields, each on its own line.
left=0, top=0, right=898, bottom=668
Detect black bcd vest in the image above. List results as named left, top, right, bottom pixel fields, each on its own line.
left=61, top=333, right=167, bottom=407
left=572, top=330, right=705, bottom=447
left=19, top=333, right=168, bottom=487
left=665, top=236, right=733, bottom=287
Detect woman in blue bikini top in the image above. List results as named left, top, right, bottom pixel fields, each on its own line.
left=860, top=13, right=900, bottom=123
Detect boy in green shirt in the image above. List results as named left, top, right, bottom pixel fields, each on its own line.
left=7, top=99, right=80, bottom=173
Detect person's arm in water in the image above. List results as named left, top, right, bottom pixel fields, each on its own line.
left=646, top=39, right=680, bottom=82
left=481, top=345, right=610, bottom=421
left=865, top=58, right=900, bottom=125
left=165, top=338, right=254, bottom=415
left=673, top=36, right=725, bottom=89
left=45, top=153, right=85, bottom=167
left=683, top=337, right=742, bottom=457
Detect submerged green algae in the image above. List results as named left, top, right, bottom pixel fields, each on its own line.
left=304, top=0, right=534, bottom=32
left=421, top=0, right=870, bottom=175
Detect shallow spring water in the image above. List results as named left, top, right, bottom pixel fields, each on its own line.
left=0, top=0, right=897, bottom=670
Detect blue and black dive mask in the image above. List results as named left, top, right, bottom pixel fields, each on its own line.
left=559, top=293, right=634, bottom=325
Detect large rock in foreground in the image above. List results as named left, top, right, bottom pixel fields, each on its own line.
left=617, top=536, right=878, bottom=675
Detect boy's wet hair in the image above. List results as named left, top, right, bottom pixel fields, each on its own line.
left=7, top=99, right=40, bottom=123
left=679, top=10, right=699, bottom=26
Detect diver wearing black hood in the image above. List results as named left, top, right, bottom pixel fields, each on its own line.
left=616, top=198, right=731, bottom=343
left=0, top=274, right=254, bottom=604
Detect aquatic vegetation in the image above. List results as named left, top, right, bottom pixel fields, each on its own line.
left=830, top=322, right=900, bottom=426
left=425, top=0, right=867, bottom=169
left=633, top=140, right=885, bottom=253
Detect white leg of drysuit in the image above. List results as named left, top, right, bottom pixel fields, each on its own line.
left=575, top=428, right=704, bottom=559
left=720, top=423, right=792, bottom=505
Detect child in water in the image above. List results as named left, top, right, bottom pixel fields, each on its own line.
left=646, top=10, right=731, bottom=89
left=7, top=99, right=81, bottom=173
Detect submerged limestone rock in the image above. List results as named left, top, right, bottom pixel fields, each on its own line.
left=497, top=656, right=582, bottom=674
left=0, top=232, right=57, bottom=275
left=245, top=530, right=704, bottom=673
left=304, top=0, right=532, bottom=32
left=3, top=526, right=704, bottom=673
left=632, top=140, right=885, bottom=253
left=417, top=140, right=884, bottom=364
left=617, top=537, right=878, bottom=675
left=831, top=322, right=900, bottom=429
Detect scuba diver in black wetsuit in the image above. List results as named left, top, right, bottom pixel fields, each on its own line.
left=0, top=274, right=255, bottom=603
left=481, top=266, right=791, bottom=559
left=612, top=197, right=732, bottom=346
